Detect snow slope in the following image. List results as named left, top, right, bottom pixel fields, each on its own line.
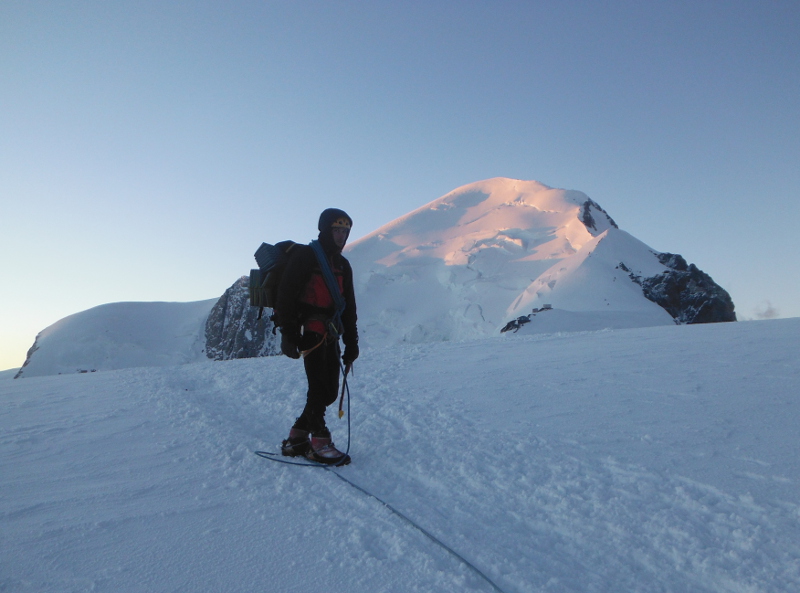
left=3, top=318, right=799, bottom=592
left=345, top=178, right=677, bottom=346
left=13, top=299, right=216, bottom=379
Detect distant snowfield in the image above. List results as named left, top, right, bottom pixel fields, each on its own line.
left=14, top=299, right=217, bottom=379
left=3, top=319, right=799, bottom=592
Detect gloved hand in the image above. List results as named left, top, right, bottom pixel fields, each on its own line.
left=280, top=330, right=301, bottom=359
left=342, top=342, right=359, bottom=366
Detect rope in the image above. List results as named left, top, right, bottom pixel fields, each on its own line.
left=326, top=470, right=507, bottom=593
left=254, top=450, right=328, bottom=467
left=300, top=331, right=328, bottom=359
left=337, top=358, right=351, bottom=457
left=254, top=360, right=351, bottom=468
left=309, top=239, right=345, bottom=335
left=253, top=364, right=505, bottom=593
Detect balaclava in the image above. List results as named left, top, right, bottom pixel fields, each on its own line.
left=317, top=208, right=353, bottom=254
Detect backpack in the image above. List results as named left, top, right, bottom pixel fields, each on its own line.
left=249, top=240, right=297, bottom=321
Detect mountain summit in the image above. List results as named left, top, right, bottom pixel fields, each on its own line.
left=345, top=178, right=734, bottom=345
left=15, top=178, right=734, bottom=377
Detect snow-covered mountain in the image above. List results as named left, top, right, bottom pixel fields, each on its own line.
left=13, top=280, right=282, bottom=379
left=13, top=300, right=216, bottom=379
left=345, top=177, right=733, bottom=345
left=14, top=177, right=734, bottom=377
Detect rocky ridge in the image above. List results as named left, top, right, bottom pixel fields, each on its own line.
left=620, top=254, right=737, bottom=324
left=204, top=277, right=279, bottom=360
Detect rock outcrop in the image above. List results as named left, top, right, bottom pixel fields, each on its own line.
left=580, top=199, right=619, bottom=232
left=13, top=336, right=41, bottom=379
left=205, top=277, right=279, bottom=360
left=621, top=253, right=736, bottom=324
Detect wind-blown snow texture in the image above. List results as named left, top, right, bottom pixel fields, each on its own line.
left=2, top=318, right=799, bottom=592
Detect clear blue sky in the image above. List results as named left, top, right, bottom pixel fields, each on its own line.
left=2, top=1, right=799, bottom=370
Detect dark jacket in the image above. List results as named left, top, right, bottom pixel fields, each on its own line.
left=275, top=242, right=358, bottom=350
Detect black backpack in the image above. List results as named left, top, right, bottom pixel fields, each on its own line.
left=249, top=240, right=297, bottom=321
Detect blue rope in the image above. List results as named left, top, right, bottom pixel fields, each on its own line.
left=253, top=366, right=505, bottom=593
left=309, top=239, right=346, bottom=334
left=254, top=362, right=351, bottom=468
left=339, top=358, right=351, bottom=458
left=326, top=470, right=506, bottom=593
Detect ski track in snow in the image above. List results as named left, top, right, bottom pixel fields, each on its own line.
left=2, top=320, right=800, bottom=592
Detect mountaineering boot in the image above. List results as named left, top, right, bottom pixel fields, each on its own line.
left=281, top=428, right=311, bottom=457
left=306, top=436, right=351, bottom=465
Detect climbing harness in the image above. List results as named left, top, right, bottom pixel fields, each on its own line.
left=300, top=331, right=328, bottom=359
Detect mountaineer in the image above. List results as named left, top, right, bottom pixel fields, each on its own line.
left=274, top=208, right=359, bottom=465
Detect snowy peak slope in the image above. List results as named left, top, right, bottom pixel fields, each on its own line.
left=16, top=278, right=279, bottom=379
left=508, top=229, right=676, bottom=316
left=345, top=178, right=673, bottom=345
left=14, top=300, right=216, bottom=379
left=355, top=178, right=616, bottom=268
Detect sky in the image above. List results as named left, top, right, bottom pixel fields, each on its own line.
left=1, top=0, right=799, bottom=370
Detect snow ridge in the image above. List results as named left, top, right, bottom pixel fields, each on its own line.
left=345, top=178, right=681, bottom=345
left=14, top=299, right=215, bottom=378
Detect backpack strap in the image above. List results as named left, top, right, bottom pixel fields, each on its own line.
left=309, top=240, right=346, bottom=335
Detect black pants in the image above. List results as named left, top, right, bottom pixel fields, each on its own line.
left=293, top=331, right=340, bottom=436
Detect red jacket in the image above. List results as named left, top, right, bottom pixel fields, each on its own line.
left=275, top=242, right=358, bottom=348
